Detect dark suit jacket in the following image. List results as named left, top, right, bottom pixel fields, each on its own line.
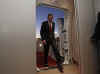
left=92, top=12, right=100, bottom=40
left=92, top=22, right=100, bottom=40
left=40, top=21, right=55, bottom=42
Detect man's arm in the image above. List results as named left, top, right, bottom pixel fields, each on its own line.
left=40, top=22, right=47, bottom=44
left=53, top=22, right=55, bottom=38
left=40, top=22, right=45, bottom=41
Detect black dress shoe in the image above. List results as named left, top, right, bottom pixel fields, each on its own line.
left=57, top=63, right=64, bottom=73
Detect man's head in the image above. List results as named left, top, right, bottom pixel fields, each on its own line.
left=48, top=13, right=53, bottom=22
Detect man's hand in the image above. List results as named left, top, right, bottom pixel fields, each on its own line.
left=42, top=40, right=46, bottom=45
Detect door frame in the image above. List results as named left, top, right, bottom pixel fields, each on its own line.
left=35, top=0, right=81, bottom=73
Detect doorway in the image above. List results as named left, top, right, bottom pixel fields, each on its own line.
left=36, top=0, right=80, bottom=73
left=36, top=5, right=65, bottom=69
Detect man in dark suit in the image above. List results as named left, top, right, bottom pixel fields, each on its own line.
left=40, top=13, right=64, bottom=73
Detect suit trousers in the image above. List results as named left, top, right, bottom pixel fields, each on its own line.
left=44, top=37, right=61, bottom=66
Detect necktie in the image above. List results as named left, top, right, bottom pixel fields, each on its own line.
left=50, top=23, right=52, bottom=32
